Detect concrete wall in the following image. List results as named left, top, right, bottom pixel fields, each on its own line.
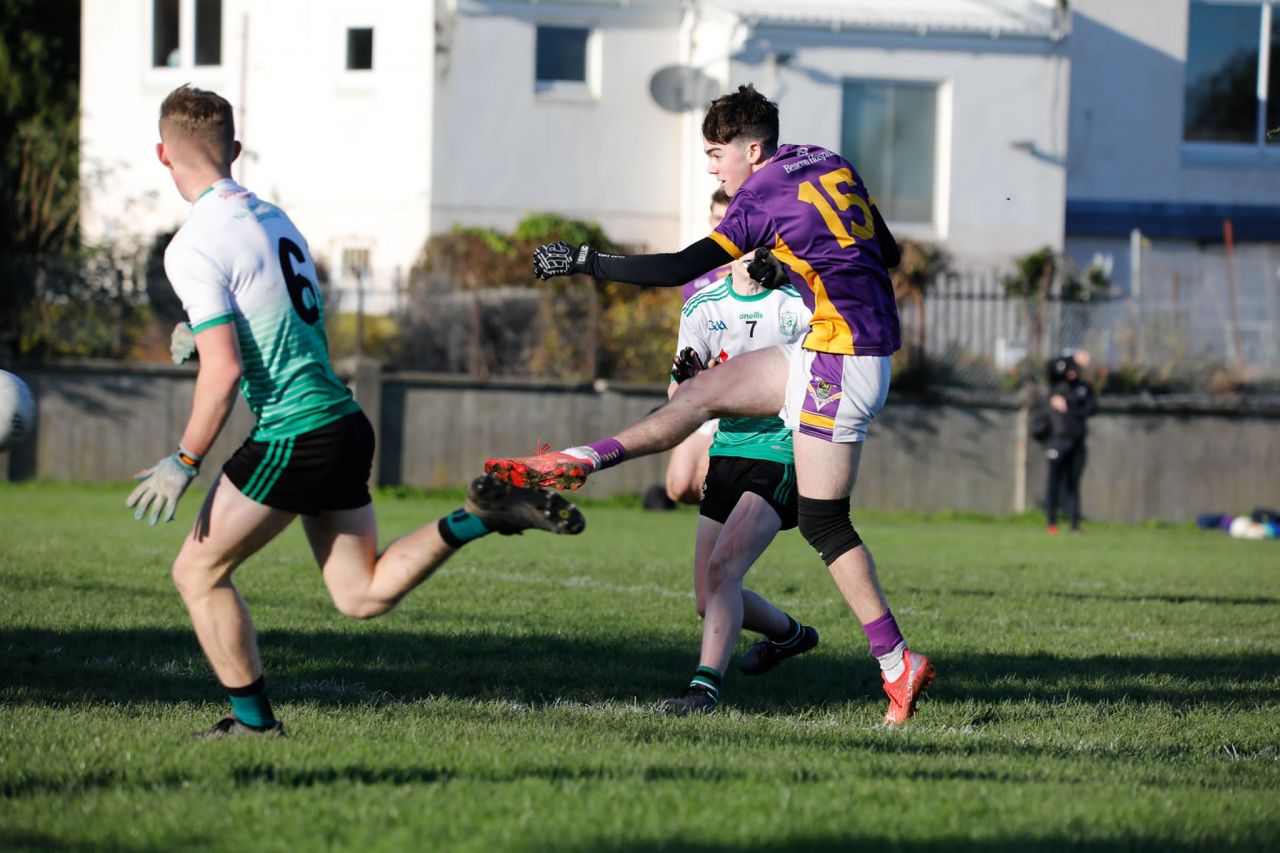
left=5, top=363, right=1278, bottom=524
left=378, top=374, right=670, bottom=499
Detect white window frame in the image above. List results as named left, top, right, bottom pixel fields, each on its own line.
left=534, top=23, right=601, bottom=103
left=145, top=0, right=223, bottom=76
left=1182, top=0, right=1280, bottom=167
left=839, top=77, right=951, bottom=242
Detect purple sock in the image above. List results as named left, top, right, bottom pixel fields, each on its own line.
left=585, top=438, right=627, bottom=470
left=862, top=610, right=905, bottom=658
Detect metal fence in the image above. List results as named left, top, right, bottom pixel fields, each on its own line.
left=900, top=241, right=1280, bottom=395
left=898, top=271, right=1103, bottom=392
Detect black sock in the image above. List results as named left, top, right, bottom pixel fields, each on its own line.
left=769, top=615, right=803, bottom=647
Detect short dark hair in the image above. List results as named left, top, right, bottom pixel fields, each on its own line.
left=710, top=187, right=730, bottom=208
left=702, top=84, right=779, bottom=150
left=159, top=84, right=236, bottom=165
left=1046, top=356, right=1076, bottom=383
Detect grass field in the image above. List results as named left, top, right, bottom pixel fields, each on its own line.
left=1, top=481, right=1277, bottom=851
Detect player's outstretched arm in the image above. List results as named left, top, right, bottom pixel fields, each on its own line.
left=532, top=237, right=734, bottom=286
left=127, top=323, right=242, bottom=524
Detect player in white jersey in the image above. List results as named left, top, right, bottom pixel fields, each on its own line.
left=127, top=86, right=585, bottom=738
left=657, top=252, right=819, bottom=714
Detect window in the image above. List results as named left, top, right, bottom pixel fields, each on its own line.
left=347, top=28, right=374, bottom=71
left=1184, top=1, right=1277, bottom=145
left=151, top=0, right=221, bottom=69
left=152, top=0, right=180, bottom=68
left=194, top=0, right=222, bottom=66
left=342, top=247, right=371, bottom=279
left=841, top=80, right=938, bottom=224
left=536, top=25, right=589, bottom=90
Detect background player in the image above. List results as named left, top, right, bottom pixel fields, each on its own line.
left=658, top=251, right=817, bottom=715
left=665, top=188, right=731, bottom=505
left=488, top=84, right=934, bottom=725
left=129, top=85, right=585, bottom=738
left=1043, top=350, right=1098, bottom=534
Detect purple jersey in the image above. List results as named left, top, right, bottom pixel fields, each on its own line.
left=709, top=144, right=900, bottom=356
left=681, top=262, right=731, bottom=302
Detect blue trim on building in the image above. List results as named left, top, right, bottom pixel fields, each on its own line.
left=1066, top=200, right=1280, bottom=241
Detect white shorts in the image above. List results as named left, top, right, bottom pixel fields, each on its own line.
left=779, top=342, right=891, bottom=443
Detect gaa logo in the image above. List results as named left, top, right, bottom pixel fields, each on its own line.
left=708, top=320, right=728, bottom=332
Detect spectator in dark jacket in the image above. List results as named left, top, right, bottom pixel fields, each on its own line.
left=1044, top=351, right=1097, bottom=533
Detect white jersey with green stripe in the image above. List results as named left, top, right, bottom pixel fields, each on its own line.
left=676, top=276, right=811, bottom=465
left=164, top=179, right=358, bottom=441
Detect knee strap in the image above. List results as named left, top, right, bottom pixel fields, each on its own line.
left=797, top=495, right=862, bottom=566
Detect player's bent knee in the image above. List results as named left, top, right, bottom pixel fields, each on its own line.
left=170, top=555, right=228, bottom=599
left=331, top=592, right=394, bottom=620
left=796, top=495, right=862, bottom=566
left=704, top=559, right=735, bottom=594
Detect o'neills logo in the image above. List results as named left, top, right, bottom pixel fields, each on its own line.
left=739, top=311, right=764, bottom=320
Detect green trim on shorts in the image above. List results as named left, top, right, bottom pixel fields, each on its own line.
left=242, top=437, right=295, bottom=503
left=253, top=437, right=294, bottom=501
left=773, top=463, right=795, bottom=505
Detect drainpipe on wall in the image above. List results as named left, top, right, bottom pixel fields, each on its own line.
left=237, top=13, right=249, bottom=185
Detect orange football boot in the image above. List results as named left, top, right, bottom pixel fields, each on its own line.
left=882, top=649, right=935, bottom=725
left=484, top=444, right=594, bottom=491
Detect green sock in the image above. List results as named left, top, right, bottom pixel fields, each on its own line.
left=690, top=665, right=722, bottom=699
left=438, top=509, right=491, bottom=549
left=227, top=675, right=275, bottom=728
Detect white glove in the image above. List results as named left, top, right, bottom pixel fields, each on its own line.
left=170, top=322, right=196, bottom=365
left=127, top=449, right=200, bottom=525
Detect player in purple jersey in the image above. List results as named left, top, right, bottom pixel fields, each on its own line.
left=666, top=188, right=731, bottom=505
left=487, top=85, right=934, bottom=725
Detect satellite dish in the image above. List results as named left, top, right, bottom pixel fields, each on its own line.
left=649, top=65, right=721, bottom=113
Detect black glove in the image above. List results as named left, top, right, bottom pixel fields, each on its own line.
left=746, top=247, right=790, bottom=290
left=670, top=347, right=707, bottom=384
left=533, top=241, right=596, bottom=280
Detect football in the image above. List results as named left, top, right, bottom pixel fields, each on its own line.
left=0, top=370, right=36, bottom=452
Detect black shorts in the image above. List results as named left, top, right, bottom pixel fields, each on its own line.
left=700, top=456, right=798, bottom=530
left=223, top=410, right=374, bottom=515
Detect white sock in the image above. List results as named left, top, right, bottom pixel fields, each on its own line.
left=562, top=446, right=600, bottom=466
left=878, top=641, right=907, bottom=682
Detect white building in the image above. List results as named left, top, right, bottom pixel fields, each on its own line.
left=81, top=0, right=1077, bottom=313
left=1065, top=0, right=1280, bottom=279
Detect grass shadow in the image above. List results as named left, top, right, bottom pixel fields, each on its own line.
left=3, top=626, right=1277, bottom=711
